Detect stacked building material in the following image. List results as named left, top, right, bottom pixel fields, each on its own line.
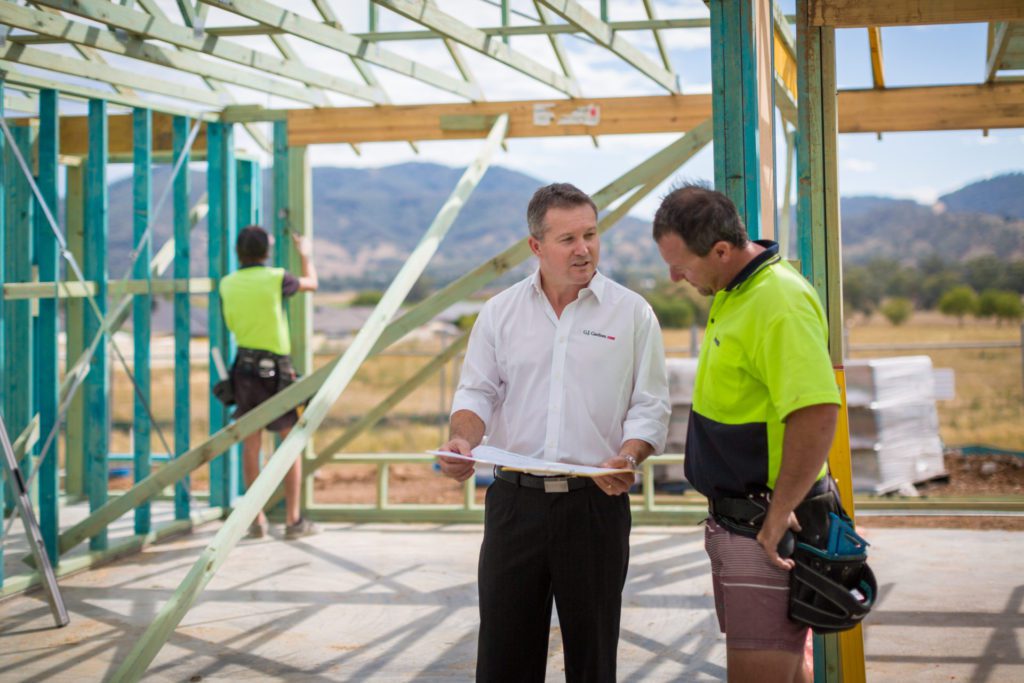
left=845, top=356, right=947, bottom=493
left=662, top=355, right=947, bottom=494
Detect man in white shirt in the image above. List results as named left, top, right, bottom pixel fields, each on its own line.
left=438, top=183, right=671, bottom=682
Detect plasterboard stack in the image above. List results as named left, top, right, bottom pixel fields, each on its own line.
left=845, top=356, right=947, bottom=493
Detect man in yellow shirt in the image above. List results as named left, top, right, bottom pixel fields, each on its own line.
left=219, top=225, right=319, bottom=540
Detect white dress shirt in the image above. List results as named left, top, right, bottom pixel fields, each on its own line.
left=451, top=270, right=671, bottom=467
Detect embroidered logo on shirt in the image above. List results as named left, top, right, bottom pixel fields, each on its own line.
left=583, top=329, right=616, bottom=341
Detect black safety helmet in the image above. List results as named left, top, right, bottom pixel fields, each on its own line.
left=788, top=546, right=878, bottom=634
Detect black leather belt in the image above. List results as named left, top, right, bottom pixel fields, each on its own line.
left=709, top=476, right=835, bottom=533
left=493, top=466, right=594, bottom=493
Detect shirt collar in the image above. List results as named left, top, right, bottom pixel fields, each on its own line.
left=723, top=240, right=780, bottom=292
left=530, top=269, right=606, bottom=304
left=239, top=262, right=266, bottom=270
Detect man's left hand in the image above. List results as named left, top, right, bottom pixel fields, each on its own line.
left=595, top=454, right=637, bottom=496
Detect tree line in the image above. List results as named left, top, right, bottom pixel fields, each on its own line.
left=844, top=255, right=1024, bottom=326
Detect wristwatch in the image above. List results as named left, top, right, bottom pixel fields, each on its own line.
left=624, top=454, right=638, bottom=471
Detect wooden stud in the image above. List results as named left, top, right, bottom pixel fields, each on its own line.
left=709, top=0, right=775, bottom=239
left=84, top=98, right=109, bottom=551
left=64, top=165, right=86, bottom=499
left=35, top=89, right=60, bottom=564
left=868, top=26, right=886, bottom=88
left=173, top=116, right=192, bottom=521
left=273, top=122, right=289, bottom=270
left=132, top=107, right=152, bottom=536
left=797, top=2, right=864, bottom=679
left=206, top=122, right=239, bottom=509
left=0, top=78, right=5, bottom=581
left=4, top=123, right=34, bottom=519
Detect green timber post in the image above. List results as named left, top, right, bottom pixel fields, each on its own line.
left=235, top=156, right=261, bottom=497
left=272, top=122, right=288, bottom=270
left=796, top=2, right=862, bottom=681
left=84, top=98, right=110, bottom=551
left=64, top=165, right=86, bottom=499
left=286, top=144, right=314, bottom=509
left=5, top=123, right=34, bottom=518
left=0, top=78, right=5, bottom=584
left=35, top=89, right=60, bottom=563
left=709, top=0, right=776, bottom=239
left=172, top=116, right=192, bottom=521
left=206, top=121, right=239, bottom=509
left=133, top=107, right=152, bottom=535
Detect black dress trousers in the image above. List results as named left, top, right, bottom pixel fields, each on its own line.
left=476, top=477, right=631, bottom=683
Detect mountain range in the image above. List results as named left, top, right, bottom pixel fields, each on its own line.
left=104, top=165, right=1024, bottom=288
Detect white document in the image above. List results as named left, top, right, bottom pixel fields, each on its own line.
left=429, top=445, right=632, bottom=478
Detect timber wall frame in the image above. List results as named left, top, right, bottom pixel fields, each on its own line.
left=2, top=1, right=1023, bottom=681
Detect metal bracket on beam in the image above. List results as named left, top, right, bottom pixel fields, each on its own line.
left=440, top=114, right=503, bottom=131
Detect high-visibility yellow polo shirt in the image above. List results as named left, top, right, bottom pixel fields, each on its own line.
left=219, top=265, right=292, bottom=356
left=685, top=241, right=840, bottom=500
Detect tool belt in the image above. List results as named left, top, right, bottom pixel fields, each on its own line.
left=213, top=347, right=296, bottom=406
left=708, top=475, right=877, bottom=634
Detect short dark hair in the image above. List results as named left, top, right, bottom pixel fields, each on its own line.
left=237, top=225, right=270, bottom=264
left=526, top=183, right=597, bottom=240
left=652, top=182, right=748, bottom=256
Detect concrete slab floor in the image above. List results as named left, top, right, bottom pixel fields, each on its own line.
left=0, top=521, right=1021, bottom=682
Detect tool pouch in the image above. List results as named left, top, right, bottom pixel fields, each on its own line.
left=789, top=488, right=877, bottom=634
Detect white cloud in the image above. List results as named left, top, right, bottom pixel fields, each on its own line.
left=895, top=186, right=940, bottom=205
left=843, top=158, right=876, bottom=173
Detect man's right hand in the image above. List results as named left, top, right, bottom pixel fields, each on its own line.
left=437, top=437, right=476, bottom=482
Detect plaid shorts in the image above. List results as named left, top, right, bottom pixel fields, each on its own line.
left=704, top=516, right=808, bottom=653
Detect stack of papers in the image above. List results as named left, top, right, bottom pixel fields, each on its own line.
left=429, top=445, right=632, bottom=477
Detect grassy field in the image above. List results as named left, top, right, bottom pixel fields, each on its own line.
left=99, top=309, right=1023, bottom=500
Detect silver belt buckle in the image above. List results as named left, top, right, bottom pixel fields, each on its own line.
left=543, top=477, right=570, bottom=493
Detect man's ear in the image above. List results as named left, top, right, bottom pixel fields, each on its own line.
left=528, top=236, right=542, bottom=257
left=711, top=240, right=731, bottom=260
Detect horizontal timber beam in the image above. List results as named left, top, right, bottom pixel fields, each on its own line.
left=13, top=112, right=208, bottom=158
left=837, top=82, right=1024, bottom=132
left=283, top=83, right=1024, bottom=144
left=3, top=278, right=214, bottom=300
left=808, top=0, right=1024, bottom=27
left=286, top=95, right=712, bottom=144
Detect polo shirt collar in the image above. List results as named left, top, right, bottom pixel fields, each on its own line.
left=529, top=269, right=607, bottom=304
left=723, top=240, right=780, bottom=292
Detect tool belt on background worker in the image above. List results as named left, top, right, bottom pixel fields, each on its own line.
left=235, top=347, right=296, bottom=390
left=213, top=347, right=296, bottom=406
left=708, top=475, right=877, bottom=634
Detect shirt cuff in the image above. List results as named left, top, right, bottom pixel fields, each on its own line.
left=450, top=392, right=494, bottom=428
left=622, top=420, right=668, bottom=456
